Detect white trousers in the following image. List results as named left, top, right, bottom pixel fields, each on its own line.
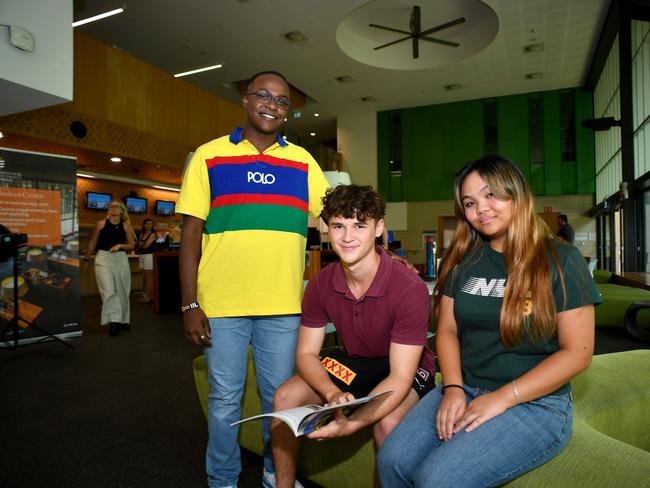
left=95, top=250, right=131, bottom=325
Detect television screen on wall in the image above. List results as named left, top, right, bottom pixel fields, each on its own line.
left=85, top=191, right=112, bottom=210
left=155, top=200, right=175, bottom=216
left=123, top=196, right=148, bottom=214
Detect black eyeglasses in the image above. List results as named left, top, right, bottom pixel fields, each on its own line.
left=246, top=90, right=292, bottom=110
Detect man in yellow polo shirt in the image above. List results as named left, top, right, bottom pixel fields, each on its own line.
left=177, top=71, right=329, bottom=488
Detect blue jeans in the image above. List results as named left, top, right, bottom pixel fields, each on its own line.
left=204, top=315, right=300, bottom=488
left=377, top=384, right=573, bottom=488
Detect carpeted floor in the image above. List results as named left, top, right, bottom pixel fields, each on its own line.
left=0, top=294, right=647, bottom=487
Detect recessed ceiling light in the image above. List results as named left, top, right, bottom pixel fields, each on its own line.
left=314, top=113, right=319, bottom=117
left=72, top=7, right=124, bottom=27
left=525, top=72, right=544, bottom=80
left=110, top=157, right=122, bottom=163
left=444, top=83, right=462, bottom=91
left=335, top=75, right=355, bottom=83
left=523, top=43, right=544, bottom=53
left=310, top=132, right=316, bottom=136
left=282, top=30, right=308, bottom=43
left=174, top=64, right=223, bottom=78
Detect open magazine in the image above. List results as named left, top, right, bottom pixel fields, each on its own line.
left=230, top=391, right=392, bottom=437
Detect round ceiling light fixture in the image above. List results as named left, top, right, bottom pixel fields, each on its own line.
left=336, top=0, right=498, bottom=70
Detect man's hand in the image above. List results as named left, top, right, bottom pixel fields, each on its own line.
left=306, top=409, right=350, bottom=440
left=183, top=307, right=211, bottom=346
left=324, top=391, right=355, bottom=407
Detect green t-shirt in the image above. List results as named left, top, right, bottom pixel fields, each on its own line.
left=444, top=240, right=601, bottom=394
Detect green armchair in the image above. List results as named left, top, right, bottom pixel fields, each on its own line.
left=193, top=349, right=650, bottom=487
left=593, top=269, right=650, bottom=329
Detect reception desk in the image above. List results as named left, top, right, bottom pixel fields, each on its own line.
left=153, top=251, right=181, bottom=314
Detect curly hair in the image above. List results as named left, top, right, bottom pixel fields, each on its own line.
left=321, top=185, right=385, bottom=224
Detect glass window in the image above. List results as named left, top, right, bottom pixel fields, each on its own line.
left=641, top=190, right=650, bottom=273
left=560, top=90, right=576, bottom=162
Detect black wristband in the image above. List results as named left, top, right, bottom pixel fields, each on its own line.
left=442, top=384, right=465, bottom=394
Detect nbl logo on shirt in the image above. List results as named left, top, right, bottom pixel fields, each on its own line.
left=247, top=171, right=276, bottom=185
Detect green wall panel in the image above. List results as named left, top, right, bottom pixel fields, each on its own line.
left=543, top=91, right=563, bottom=195
left=399, top=100, right=484, bottom=201
left=497, top=94, right=530, bottom=179
left=377, top=88, right=596, bottom=201
left=575, top=89, right=596, bottom=193
left=377, top=111, right=391, bottom=199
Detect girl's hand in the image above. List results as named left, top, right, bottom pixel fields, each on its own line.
left=109, top=244, right=121, bottom=252
left=454, top=391, right=512, bottom=433
left=436, top=389, right=467, bottom=441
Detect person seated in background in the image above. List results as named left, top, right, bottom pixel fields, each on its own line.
left=137, top=218, right=157, bottom=304
left=271, top=184, right=435, bottom=488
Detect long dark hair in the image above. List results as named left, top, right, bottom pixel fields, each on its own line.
left=435, top=155, right=564, bottom=346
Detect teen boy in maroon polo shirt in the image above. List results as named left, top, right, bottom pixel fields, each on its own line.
left=270, top=184, right=435, bottom=488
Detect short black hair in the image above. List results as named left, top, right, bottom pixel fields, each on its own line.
left=247, top=71, right=289, bottom=90
left=558, top=214, right=568, bottom=224
left=321, top=185, right=385, bottom=224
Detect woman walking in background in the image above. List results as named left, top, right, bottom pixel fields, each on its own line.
left=84, top=200, right=136, bottom=336
left=378, top=155, right=600, bottom=487
left=137, top=218, right=157, bottom=304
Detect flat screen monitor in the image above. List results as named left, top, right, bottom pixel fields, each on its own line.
left=155, top=200, right=175, bottom=216
left=85, top=191, right=112, bottom=210
left=124, top=196, right=148, bottom=214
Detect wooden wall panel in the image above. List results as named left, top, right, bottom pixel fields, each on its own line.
left=68, top=31, right=107, bottom=119
left=216, top=96, right=245, bottom=138
left=151, top=68, right=188, bottom=144
left=106, top=47, right=152, bottom=132
left=187, top=84, right=220, bottom=149
left=0, top=33, right=243, bottom=168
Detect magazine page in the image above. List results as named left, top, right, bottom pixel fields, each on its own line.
left=298, top=391, right=393, bottom=435
left=230, top=405, right=323, bottom=435
left=231, top=390, right=393, bottom=436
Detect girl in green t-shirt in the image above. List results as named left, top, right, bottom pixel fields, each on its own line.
left=378, top=155, right=600, bottom=487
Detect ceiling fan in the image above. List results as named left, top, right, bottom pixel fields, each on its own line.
left=369, top=5, right=466, bottom=59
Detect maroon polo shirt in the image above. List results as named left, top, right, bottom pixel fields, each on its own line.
left=301, top=246, right=436, bottom=374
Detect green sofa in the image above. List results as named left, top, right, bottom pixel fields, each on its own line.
left=193, top=350, right=650, bottom=487
left=593, top=269, right=650, bottom=329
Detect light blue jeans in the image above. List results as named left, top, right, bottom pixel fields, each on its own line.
left=204, top=315, right=300, bottom=488
left=377, top=384, right=573, bottom=488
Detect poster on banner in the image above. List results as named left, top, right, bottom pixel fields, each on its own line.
left=0, top=147, right=80, bottom=346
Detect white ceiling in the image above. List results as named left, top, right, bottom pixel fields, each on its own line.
left=73, top=0, right=610, bottom=143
